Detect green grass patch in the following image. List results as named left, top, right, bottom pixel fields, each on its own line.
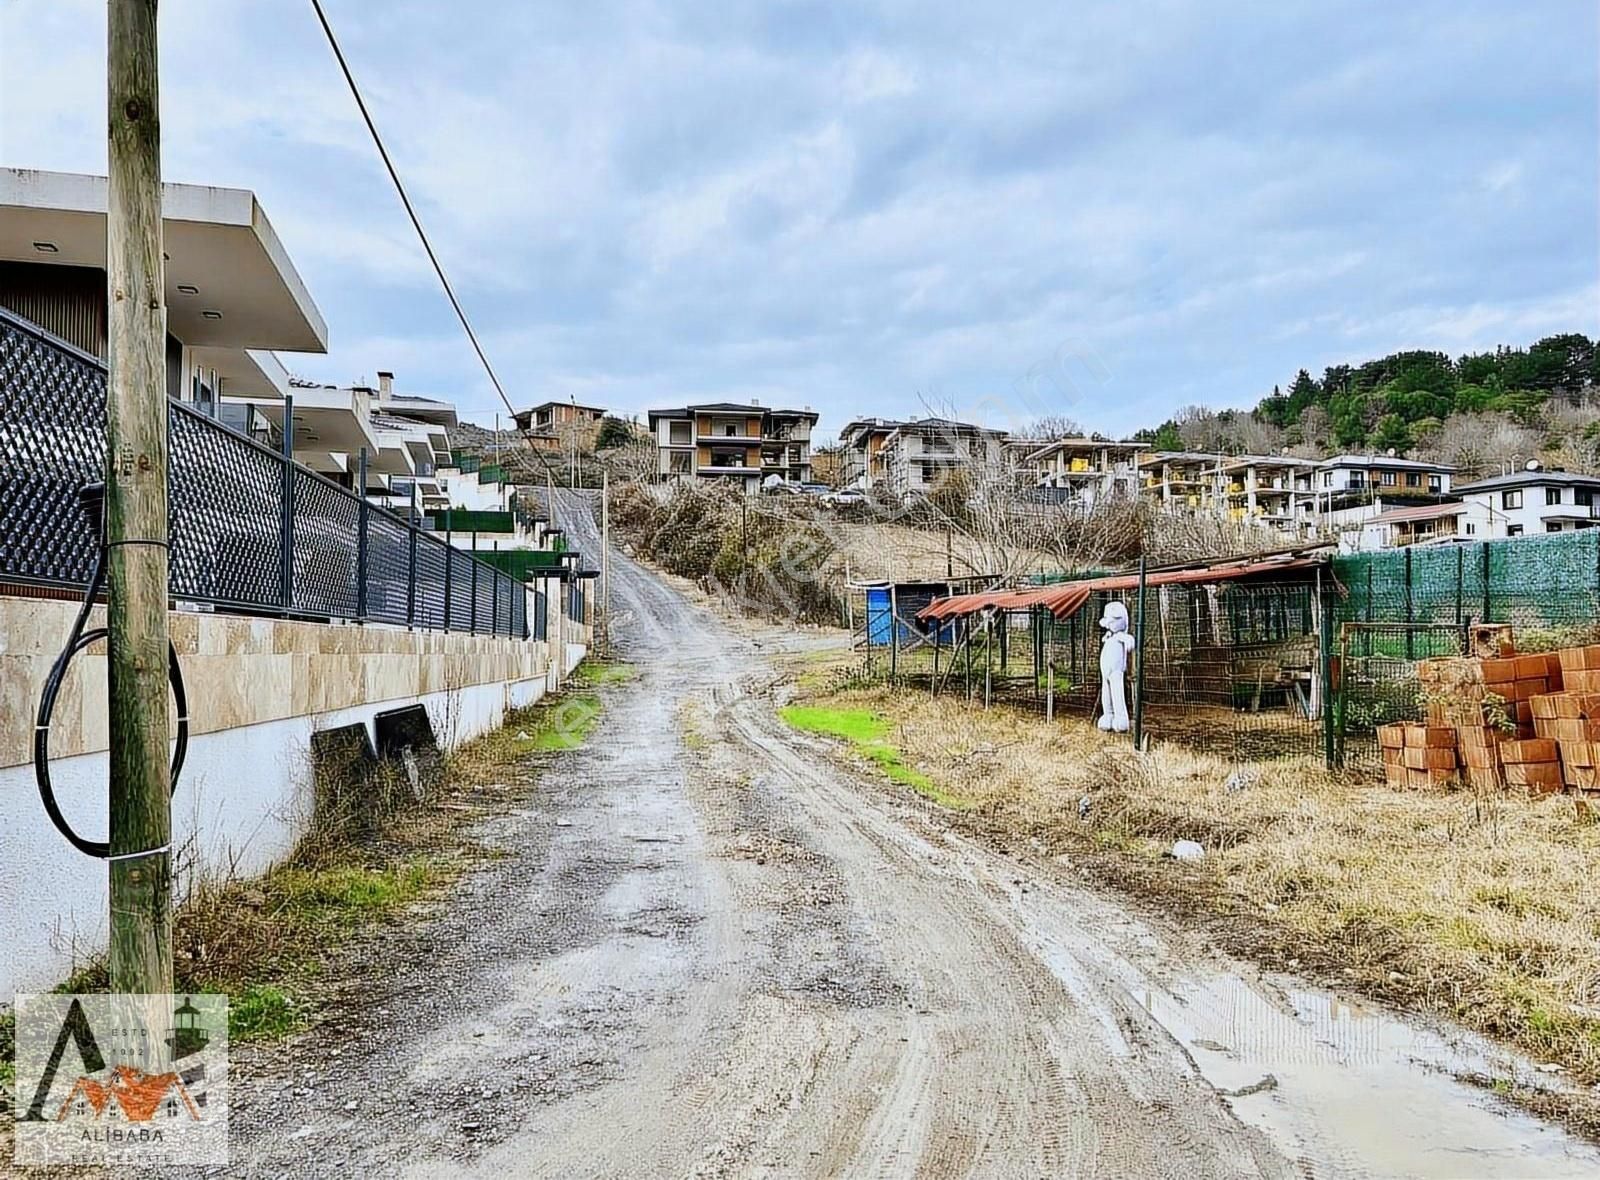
left=227, top=983, right=303, bottom=1041
left=780, top=705, right=892, bottom=744
left=271, top=862, right=434, bottom=927
left=529, top=693, right=602, bottom=750
left=463, top=690, right=608, bottom=768
left=574, top=659, right=634, bottom=686
left=0, top=1009, right=13, bottom=1096
left=779, top=705, right=970, bottom=808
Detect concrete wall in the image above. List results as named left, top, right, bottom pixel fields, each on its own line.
left=0, top=599, right=583, bottom=997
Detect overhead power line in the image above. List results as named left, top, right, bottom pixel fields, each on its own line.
left=308, top=0, right=518, bottom=423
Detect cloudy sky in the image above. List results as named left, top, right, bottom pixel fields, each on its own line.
left=3, top=1, right=1595, bottom=438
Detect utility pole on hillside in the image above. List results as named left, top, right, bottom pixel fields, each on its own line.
left=106, top=0, right=173, bottom=997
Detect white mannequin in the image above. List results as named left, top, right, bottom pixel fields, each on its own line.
left=1098, top=601, right=1135, bottom=733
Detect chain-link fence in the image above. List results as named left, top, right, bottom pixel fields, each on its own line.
left=0, top=305, right=528, bottom=638
left=856, top=524, right=1600, bottom=777
left=881, top=576, right=1330, bottom=766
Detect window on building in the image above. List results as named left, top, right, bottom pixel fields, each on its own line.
left=1322, top=472, right=1333, bottom=487
left=1547, top=522, right=1564, bottom=532
left=1547, top=487, right=1563, bottom=506
left=1380, top=471, right=1397, bottom=486
left=1578, top=488, right=1594, bottom=507
left=668, top=451, right=692, bottom=474
left=668, top=421, right=691, bottom=445
left=1503, top=490, right=1523, bottom=510
left=1429, top=475, right=1442, bottom=492
left=1508, top=524, right=1524, bottom=537
left=1405, top=472, right=1420, bottom=487
left=1464, top=521, right=1476, bottom=535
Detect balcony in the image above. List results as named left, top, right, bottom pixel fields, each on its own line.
left=697, top=431, right=763, bottom=445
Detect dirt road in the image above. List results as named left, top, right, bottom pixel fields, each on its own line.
left=210, top=493, right=1600, bottom=1179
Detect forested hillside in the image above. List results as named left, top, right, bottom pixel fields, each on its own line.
left=1137, top=332, right=1600, bottom=479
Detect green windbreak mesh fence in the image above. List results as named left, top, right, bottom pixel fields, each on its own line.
left=429, top=509, right=517, bottom=535
left=1334, top=531, right=1600, bottom=642
left=474, top=549, right=567, bottom=582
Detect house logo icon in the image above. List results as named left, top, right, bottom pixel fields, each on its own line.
left=56, top=1065, right=202, bottom=1124
left=14, top=992, right=230, bottom=1166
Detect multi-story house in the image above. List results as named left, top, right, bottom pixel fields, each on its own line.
left=1452, top=467, right=1600, bottom=538
left=513, top=399, right=607, bottom=452
left=878, top=418, right=1008, bottom=497
left=1298, top=454, right=1454, bottom=536
left=1141, top=451, right=1231, bottom=511
left=838, top=418, right=903, bottom=491
left=1217, top=456, right=1315, bottom=529
left=648, top=401, right=818, bottom=493
left=0, top=167, right=326, bottom=408
left=1026, top=437, right=1144, bottom=508
left=372, top=374, right=455, bottom=513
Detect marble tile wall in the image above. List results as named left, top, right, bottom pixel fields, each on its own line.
left=1, top=599, right=549, bottom=770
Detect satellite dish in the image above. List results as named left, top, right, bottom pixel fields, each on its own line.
left=1526, top=459, right=1543, bottom=472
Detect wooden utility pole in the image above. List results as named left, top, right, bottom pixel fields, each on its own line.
left=106, top=0, right=173, bottom=996
left=600, top=470, right=610, bottom=655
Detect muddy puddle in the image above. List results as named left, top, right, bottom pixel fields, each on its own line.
left=1007, top=867, right=1600, bottom=1178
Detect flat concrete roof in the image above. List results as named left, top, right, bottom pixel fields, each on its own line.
left=0, top=168, right=328, bottom=354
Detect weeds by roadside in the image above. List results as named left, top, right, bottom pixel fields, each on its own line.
left=1, top=659, right=630, bottom=1093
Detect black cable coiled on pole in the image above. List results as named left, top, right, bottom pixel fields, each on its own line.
left=33, top=484, right=188, bottom=859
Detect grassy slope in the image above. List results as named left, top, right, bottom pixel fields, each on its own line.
left=783, top=651, right=1600, bottom=1114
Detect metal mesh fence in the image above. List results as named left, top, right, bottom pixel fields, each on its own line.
left=885, top=580, right=1328, bottom=765
left=1335, top=533, right=1600, bottom=641
left=0, top=305, right=528, bottom=638
left=886, top=535, right=1600, bottom=775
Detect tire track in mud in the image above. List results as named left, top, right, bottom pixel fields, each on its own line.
left=712, top=679, right=1288, bottom=1179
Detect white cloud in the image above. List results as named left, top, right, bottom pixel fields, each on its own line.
left=2, top=0, right=1595, bottom=437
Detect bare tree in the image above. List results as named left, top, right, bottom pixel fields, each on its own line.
left=1413, top=411, right=1543, bottom=480
left=1175, top=405, right=1228, bottom=451
left=1286, top=404, right=1333, bottom=456
left=1227, top=413, right=1286, bottom=456
left=1022, top=413, right=1086, bottom=440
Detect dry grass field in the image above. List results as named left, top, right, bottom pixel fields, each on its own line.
left=783, top=650, right=1600, bottom=1108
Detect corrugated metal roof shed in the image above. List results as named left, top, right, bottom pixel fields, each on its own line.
left=916, top=555, right=1325, bottom=622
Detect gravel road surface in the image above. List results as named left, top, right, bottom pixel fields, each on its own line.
left=203, top=491, right=1600, bottom=1179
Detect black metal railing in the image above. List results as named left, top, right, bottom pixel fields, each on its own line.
left=0, top=306, right=527, bottom=639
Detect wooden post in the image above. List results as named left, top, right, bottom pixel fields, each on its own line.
left=595, top=470, right=604, bottom=652
left=889, top=584, right=898, bottom=684
left=1132, top=557, right=1148, bottom=749
left=106, top=0, right=172, bottom=997
left=984, top=612, right=992, bottom=707
left=1046, top=613, right=1055, bottom=723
